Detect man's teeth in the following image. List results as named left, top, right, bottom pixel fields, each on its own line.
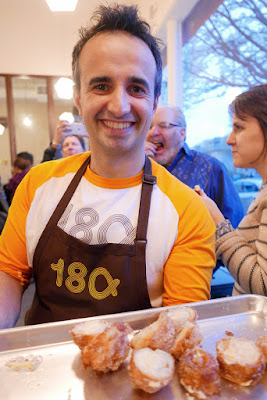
left=103, top=121, right=131, bottom=129
left=154, top=142, right=162, bottom=149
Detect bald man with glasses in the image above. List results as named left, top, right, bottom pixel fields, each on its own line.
left=145, top=105, right=244, bottom=230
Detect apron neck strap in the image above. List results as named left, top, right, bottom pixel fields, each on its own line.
left=135, top=156, right=157, bottom=241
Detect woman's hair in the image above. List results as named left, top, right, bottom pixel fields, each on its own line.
left=229, top=84, right=267, bottom=153
left=14, top=152, right=34, bottom=170
left=72, top=4, right=162, bottom=100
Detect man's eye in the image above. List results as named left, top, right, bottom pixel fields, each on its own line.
left=130, top=86, right=145, bottom=94
left=93, top=84, right=108, bottom=91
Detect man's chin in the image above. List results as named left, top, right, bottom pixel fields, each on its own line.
left=154, top=154, right=166, bottom=166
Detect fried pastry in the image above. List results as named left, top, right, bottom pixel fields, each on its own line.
left=256, top=336, right=267, bottom=363
left=129, top=347, right=175, bottom=393
left=178, top=346, right=221, bottom=399
left=170, top=321, right=203, bottom=360
left=216, top=337, right=265, bottom=386
left=71, top=320, right=132, bottom=372
left=130, top=311, right=175, bottom=351
left=166, top=306, right=197, bottom=333
left=131, top=311, right=175, bottom=351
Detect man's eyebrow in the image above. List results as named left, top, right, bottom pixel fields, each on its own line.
left=88, top=77, right=111, bottom=85
left=88, top=76, right=150, bottom=91
left=129, top=77, right=150, bottom=91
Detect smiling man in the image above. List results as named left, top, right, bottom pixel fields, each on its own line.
left=0, top=5, right=216, bottom=328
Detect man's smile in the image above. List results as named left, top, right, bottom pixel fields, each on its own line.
left=101, top=120, right=134, bottom=130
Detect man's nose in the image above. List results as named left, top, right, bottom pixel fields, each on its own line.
left=149, top=124, right=161, bottom=136
left=107, top=88, right=131, bottom=117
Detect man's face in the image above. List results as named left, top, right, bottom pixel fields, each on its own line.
left=74, top=31, right=158, bottom=162
left=146, top=107, right=185, bottom=167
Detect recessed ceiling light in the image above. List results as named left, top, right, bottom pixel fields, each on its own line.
left=45, top=0, right=78, bottom=12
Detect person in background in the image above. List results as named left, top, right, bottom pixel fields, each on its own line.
left=0, top=4, right=215, bottom=329
left=42, top=120, right=86, bottom=162
left=145, top=105, right=244, bottom=230
left=0, top=179, right=9, bottom=234
left=4, top=152, right=33, bottom=205
left=196, top=84, right=267, bottom=296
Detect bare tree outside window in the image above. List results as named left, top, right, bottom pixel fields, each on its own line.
left=183, top=0, right=267, bottom=108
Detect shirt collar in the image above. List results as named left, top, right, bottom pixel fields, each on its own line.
left=166, top=143, right=192, bottom=171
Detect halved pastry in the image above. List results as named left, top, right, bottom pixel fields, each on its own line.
left=166, top=306, right=197, bottom=333
left=170, top=321, right=203, bottom=360
left=129, top=347, right=175, bottom=393
left=178, top=346, right=221, bottom=399
left=131, top=312, right=175, bottom=351
left=216, top=337, right=265, bottom=386
left=71, top=320, right=132, bottom=372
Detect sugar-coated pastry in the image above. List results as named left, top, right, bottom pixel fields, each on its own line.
left=256, top=336, right=267, bottom=363
left=166, top=306, right=197, bottom=333
left=170, top=321, right=203, bottom=360
left=178, top=346, right=221, bottom=399
left=216, top=337, right=265, bottom=386
left=71, top=320, right=132, bottom=372
left=129, top=347, right=175, bottom=393
left=131, top=312, right=175, bottom=351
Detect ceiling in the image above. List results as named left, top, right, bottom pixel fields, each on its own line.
left=0, top=0, right=199, bottom=77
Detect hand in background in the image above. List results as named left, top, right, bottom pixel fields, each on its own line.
left=194, top=185, right=225, bottom=225
left=52, top=120, right=71, bottom=147
left=145, top=141, right=157, bottom=159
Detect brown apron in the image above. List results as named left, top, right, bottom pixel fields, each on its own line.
left=25, top=156, right=157, bottom=324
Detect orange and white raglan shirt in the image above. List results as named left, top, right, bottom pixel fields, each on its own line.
left=0, top=153, right=216, bottom=307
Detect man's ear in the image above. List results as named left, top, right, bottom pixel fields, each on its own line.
left=73, top=87, right=82, bottom=116
left=180, top=127, right=186, bottom=141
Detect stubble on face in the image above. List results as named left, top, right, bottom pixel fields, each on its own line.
left=74, top=32, right=158, bottom=171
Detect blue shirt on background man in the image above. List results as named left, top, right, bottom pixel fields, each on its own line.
left=167, top=143, right=244, bottom=229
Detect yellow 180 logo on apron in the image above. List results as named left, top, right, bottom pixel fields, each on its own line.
left=51, top=259, right=120, bottom=299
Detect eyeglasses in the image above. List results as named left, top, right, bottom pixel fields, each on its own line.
left=150, top=122, right=182, bottom=130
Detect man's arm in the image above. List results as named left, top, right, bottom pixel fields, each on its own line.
left=0, top=271, right=23, bottom=329
left=162, top=193, right=216, bottom=306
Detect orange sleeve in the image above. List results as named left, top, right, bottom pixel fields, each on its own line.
left=162, top=195, right=216, bottom=306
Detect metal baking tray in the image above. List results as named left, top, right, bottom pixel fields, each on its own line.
left=1, top=294, right=267, bottom=399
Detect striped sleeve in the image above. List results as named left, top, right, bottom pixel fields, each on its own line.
left=216, top=189, right=267, bottom=296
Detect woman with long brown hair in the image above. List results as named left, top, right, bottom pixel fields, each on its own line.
left=196, top=84, right=267, bottom=296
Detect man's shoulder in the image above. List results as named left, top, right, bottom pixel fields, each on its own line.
left=151, top=158, right=201, bottom=203
left=31, top=153, right=89, bottom=178
left=188, top=148, right=228, bottom=171
left=189, top=148, right=222, bottom=164
left=20, top=153, right=90, bottom=200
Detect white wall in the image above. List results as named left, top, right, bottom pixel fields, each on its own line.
left=0, top=0, right=198, bottom=77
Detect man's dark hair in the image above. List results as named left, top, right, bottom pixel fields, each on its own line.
left=72, top=4, right=162, bottom=100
